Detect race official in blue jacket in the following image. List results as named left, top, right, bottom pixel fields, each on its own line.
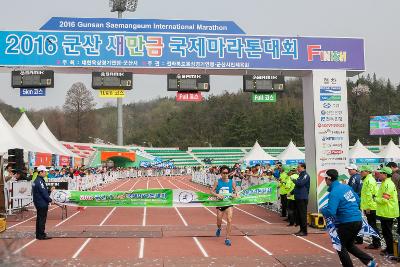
left=320, top=169, right=376, bottom=267
left=293, top=163, right=310, bottom=236
left=32, top=165, right=52, bottom=240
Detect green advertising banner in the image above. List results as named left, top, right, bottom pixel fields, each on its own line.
left=51, top=182, right=278, bottom=207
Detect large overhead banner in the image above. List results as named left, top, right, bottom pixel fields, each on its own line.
left=0, top=31, right=364, bottom=70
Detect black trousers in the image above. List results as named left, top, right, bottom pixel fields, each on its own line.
left=364, top=210, right=381, bottom=247
left=35, top=206, right=48, bottom=238
left=337, top=221, right=373, bottom=267
left=287, top=199, right=299, bottom=225
left=295, top=199, right=308, bottom=233
left=379, top=217, right=394, bottom=254
left=280, top=194, right=287, bottom=217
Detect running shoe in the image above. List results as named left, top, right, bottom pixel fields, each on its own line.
left=225, top=239, right=231, bottom=246
left=216, top=228, right=221, bottom=237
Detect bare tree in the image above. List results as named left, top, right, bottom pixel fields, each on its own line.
left=63, top=82, right=96, bottom=142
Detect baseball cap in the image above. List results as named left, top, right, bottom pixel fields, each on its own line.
left=378, top=166, right=392, bottom=175
left=37, top=165, right=48, bottom=172
left=359, top=165, right=373, bottom=172
left=345, top=164, right=358, bottom=170
left=282, top=165, right=291, bottom=173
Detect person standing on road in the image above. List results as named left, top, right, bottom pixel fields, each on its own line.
left=293, top=163, right=310, bottom=236
left=375, top=167, right=399, bottom=258
left=211, top=165, right=238, bottom=246
left=320, top=169, right=377, bottom=267
left=385, top=162, right=400, bottom=236
left=32, top=165, right=53, bottom=240
left=359, top=165, right=381, bottom=249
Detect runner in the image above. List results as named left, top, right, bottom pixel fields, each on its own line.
left=211, top=165, right=239, bottom=246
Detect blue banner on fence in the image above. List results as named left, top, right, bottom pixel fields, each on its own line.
left=0, top=31, right=365, bottom=70
left=40, top=17, right=246, bottom=35
left=20, top=88, right=46, bottom=96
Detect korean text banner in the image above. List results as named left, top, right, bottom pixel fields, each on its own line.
left=50, top=182, right=278, bottom=207
left=0, top=31, right=364, bottom=70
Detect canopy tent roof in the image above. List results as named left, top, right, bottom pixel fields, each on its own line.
left=277, top=140, right=305, bottom=161
left=349, top=140, right=380, bottom=159
left=378, top=140, right=400, bottom=160
left=0, top=112, right=43, bottom=153
left=37, top=121, right=78, bottom=157
left=242, top=141, right=277, bottom=162
left=13, top=113, right=66, bottom=155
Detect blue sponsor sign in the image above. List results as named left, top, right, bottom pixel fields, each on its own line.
left=285, top=159, right=305, bottom=165
left=352, top=158, right=384, bottom=164
left=0, top=31, right=365, bottom=70
left=40, top=17, right=246, bottom=35
left=20, top=88, right=46, bottom=96
left=320, top=95, right=341, bottom=101
left=320, top=86, right=341, bottom=94
left=248, top=160, right=276, bottom=166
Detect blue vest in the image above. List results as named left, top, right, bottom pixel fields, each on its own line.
left=216, top=178, right=233, bottom=195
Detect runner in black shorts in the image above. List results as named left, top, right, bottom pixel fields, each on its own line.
left=211, top=165, right=238, bottom=246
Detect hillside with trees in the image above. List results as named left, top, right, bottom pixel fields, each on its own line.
left=1, top=75, right=399, bottom=149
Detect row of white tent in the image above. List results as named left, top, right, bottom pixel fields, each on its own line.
left=242, top=139, right=400, bottom=166
left=0, top=112, right=78, bottom=157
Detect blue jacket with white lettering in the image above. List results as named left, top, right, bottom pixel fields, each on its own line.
left=348, top=173, right=362, bottom=196
left=293, top=171, right=310, bottom=199
left=321, top=180, right=361, bottom=224
left=32, top=175, right=52, bottom=208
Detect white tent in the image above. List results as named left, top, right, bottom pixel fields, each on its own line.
left=241, top=141, right=277, bottom=166
left=349, top=140, right=382, bottom=164
left=13, top=113, right=63, bottom=155
left=277, top=140, right=305, bottom=164
left=378, top=140, right=400, bottom=162
left=0, top=112, right=42, bottom=153
left=37, top=121, right=77, bottom=157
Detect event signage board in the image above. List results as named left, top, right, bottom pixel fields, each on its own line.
left=176, top=91, right=203, bottom=102
left=99, top=89, right=126, bottom=98
left=311, top=70, right=349, bottom=209
left=251, top=92, right=276, bottom=103
left=92, top=72, right=133, bottom=90
left=20, top=88, right=46, bottom=96
left=168, top=74, right=209, bottom=92
left=51, top=182, right=278, bottom=207
left=0, top=31, right=365, bottom=70
left=244, top=75, right=285, bottom=92
left=12, top=70, right=54, bottom=88
left=40, top=17, right=246, bottom=34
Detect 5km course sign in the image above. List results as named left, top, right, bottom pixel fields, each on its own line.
left=51, top=182, right=278, bottom=207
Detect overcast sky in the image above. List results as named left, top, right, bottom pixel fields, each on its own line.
left=0, top=0, right=399, bottom=109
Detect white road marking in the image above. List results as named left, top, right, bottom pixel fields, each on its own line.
left=13, top=239, right=36, bottom=255
left=72, top=238, right=92, bottom=258
left=139, top=238, right=145, bottom=258
left=234, top=206, right=272, bottom=224
left=293, top=234, right=335, bottom=254
left=244, top=236, right=273, bottom=255
left=8, top=206, right=58, bottom=229
left=99, top=207, right=117, bottom=226
left=193, top=237, right=209, bottom=257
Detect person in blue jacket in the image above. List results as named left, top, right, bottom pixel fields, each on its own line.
left=293, top=162, right=310, bottom=236
left=32, top=165, right=53, bottom=240
left=320, top=169, right=376, bottom=267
